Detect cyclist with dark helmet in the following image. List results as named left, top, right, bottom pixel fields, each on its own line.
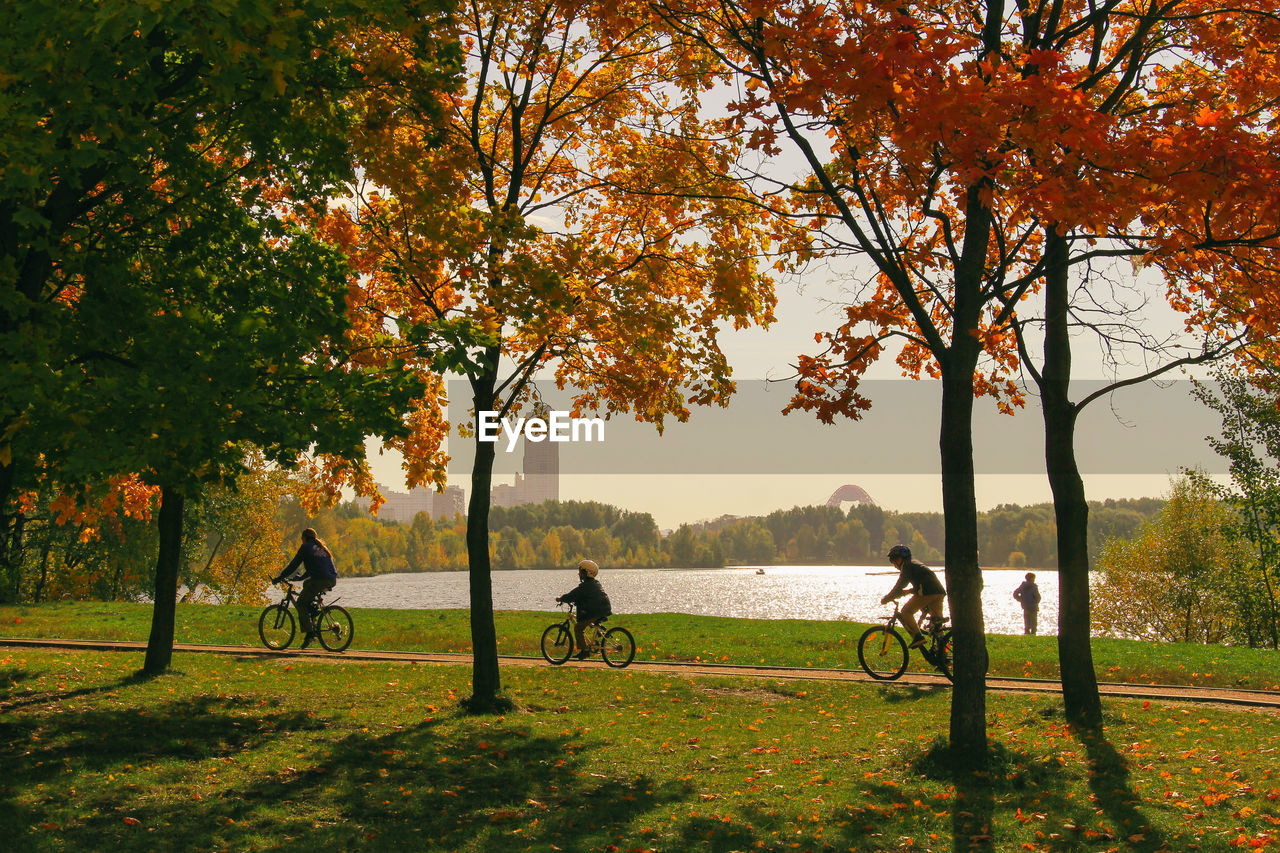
left=881, top=544, right=946, bottom=649
left=556, top=559, right=613, bottom=660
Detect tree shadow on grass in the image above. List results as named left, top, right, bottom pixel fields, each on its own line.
left=908, top=736, right=1083, bottom=853
left=0, top=666, right=39, bottom=698
left=0, top=669, right=150, bottom=712
left=1074, top=723, right=1167, bottom=853
left=6, top=700, right=690, bottom=852
left=0, top=693, right=322, bottom=782
left=874, top=683, right=949, bottom=704
left=0, top=693, right=322, bottom=851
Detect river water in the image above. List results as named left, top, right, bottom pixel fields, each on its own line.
left=317, top=565, right=1055, bottom=636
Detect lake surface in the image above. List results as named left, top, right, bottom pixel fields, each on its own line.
left=315, top=565, right=1056, bottom=636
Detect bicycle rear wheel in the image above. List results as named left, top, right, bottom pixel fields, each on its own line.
left=857, top=626, right=908, bottom=680
left=258, top=604, right=295, bottom=650
left=315, top=605, right=353, bottom=652
left=931, top=630, right=953, bottom=682
left=541, top=623, right=573, bottom=664
left=601, top=626, right=635, bottom=668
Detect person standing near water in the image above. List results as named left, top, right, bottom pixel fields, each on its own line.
left=1013, top=572, right=1041, bottom=635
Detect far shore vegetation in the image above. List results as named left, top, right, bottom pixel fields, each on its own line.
left=11, top=487, right=1165, bottom=600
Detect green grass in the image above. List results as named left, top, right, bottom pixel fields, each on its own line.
left=1, top=602, right=1277, bottom=691
left=2, top=647, right=1279, bottom=852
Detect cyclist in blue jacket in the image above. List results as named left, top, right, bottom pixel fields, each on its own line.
left=272, top=528, right=338, bottom=649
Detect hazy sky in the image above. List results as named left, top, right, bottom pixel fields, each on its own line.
left=364, top=269, right=1223, bottom=528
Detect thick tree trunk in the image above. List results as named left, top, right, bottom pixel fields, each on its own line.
left=466, top=434, right=502, bottom=705
left=940, top=349, right=989, bottom=768
left=1040, top=230, right=1103, bottom=728
left=939, top=177, right=996, bottom=771
left=142, top=485, right=185, bottom=676
left=464, top=351, right=508, bottom=712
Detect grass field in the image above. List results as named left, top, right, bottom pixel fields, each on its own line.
left=2, top=603, right=1280, bottom=850
left=2, top=644, right=1278, bottom=853
left=1, top=601, right=1277, bottom=691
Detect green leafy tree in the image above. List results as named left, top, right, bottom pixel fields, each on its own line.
left=0, top=0, right=454, bottom=589
left=1093, top=476, right=1247, bottom=643
left=0, top=0, right=458, bottom=671
left=1191, top=373, right=1280, bottom=648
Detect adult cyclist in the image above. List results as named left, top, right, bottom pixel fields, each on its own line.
left=881, top=544, right=946, bottom=649
left=271, top=528, right=338, bottom=649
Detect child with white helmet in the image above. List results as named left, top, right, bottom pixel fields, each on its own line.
left=555, top=559, right=613, bottom=660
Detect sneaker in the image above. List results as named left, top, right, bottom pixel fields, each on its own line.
left=573, top=649, right=591, bottom=660
left=909, top=634, right=927, bottom=649
left=299, top=633, right=315, bottom=650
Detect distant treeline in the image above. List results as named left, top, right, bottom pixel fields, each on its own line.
left=305, top=497, right=1166, bottom=575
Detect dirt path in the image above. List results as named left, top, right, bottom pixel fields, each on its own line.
left=3, top=636, right=1277, bottom=710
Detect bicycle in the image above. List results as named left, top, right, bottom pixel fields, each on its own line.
left=857, top=602, right=953, bottom=682
left=540, top=602, right=635, bottom=668
left=258, top=579, right=354, bottom=653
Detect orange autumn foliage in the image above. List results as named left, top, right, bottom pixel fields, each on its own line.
left=655, top=0, right=1280, bottom=416
left=329, top=0, right=779, bottom=487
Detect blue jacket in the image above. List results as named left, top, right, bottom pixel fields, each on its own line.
left=275, top=541, right=338, bottom=583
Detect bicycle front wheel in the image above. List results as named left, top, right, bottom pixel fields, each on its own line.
left=258, top=604, right=295, bottom=650
left=857, top=626, right=908, bottom=680
left=541, top=622, right=573, bottom=664
left=315, top=605, right=353, bottom=652
left=601, top=627, right=635, bottom=668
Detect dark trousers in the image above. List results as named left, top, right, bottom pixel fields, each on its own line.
left=1022, top=607, right=1038, bottom=636
left=298, top=576, right=336, bottom=633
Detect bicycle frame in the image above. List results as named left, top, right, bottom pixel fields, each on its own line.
left=557, top=603, right=605, bottom=643
left=277, top=580, right=339, bottom=610
left=885, top=600, right=947, bottom=637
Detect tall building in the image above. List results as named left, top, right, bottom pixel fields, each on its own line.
left=520, top=415, right=559, bottom=505
left=490, top=408, right=560, bottom=508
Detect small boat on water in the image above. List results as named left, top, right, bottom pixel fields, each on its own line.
left=755, top=568, right=766, bottom=575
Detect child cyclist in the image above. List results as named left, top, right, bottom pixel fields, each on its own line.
left=555, top=559, right=612, bottom=660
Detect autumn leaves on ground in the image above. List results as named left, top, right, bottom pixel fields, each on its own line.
left=4, top=604, right=1280, bottom=852
left=3, top=645, right=1279, bottom=853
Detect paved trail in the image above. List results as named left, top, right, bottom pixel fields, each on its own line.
left=3, top=637, right=1277, bottom=710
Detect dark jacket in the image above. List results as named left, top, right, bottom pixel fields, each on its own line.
left=560, top=577, right=612, bottom=620
left=1013, top=580, right=1041, bottom=610
left=274, top=540, right=338, bottom=583
left=887, top=559, right=946, bottom=599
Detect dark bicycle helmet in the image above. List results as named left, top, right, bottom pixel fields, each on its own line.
left=886, top=544, right=912, bottom=561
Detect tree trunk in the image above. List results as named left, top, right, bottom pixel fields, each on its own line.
left=939, top=178, right=996, bottom=770
left=0, top=460, right=20, bottom=603
left=34, top=534, right=51, bottom=603
left=1040, top=229, right=1103, bottom=729
left=940, top=348, right=989, bottom=768
left=464, top=350, right=509, bottom=712
left=142, top=485, right=185, bottom=676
